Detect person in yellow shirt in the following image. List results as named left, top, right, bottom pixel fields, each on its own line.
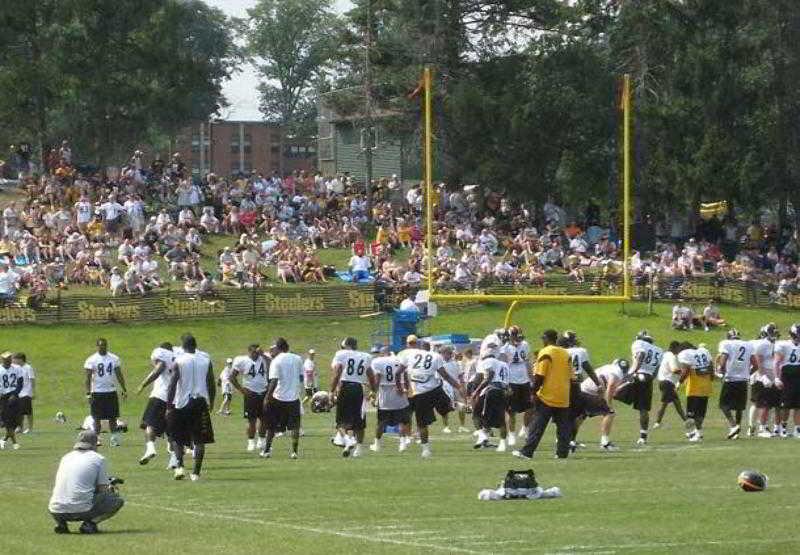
left=513, top=329, right=573, bottom=459
left=677, top=342, right=713, bottom=442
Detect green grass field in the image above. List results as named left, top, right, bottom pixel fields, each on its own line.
left=2, top=302, right=800, bottom=554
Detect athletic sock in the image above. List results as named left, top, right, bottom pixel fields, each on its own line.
left=748, top=405, right=757, bottom=428
left=639, top=430, right=648, bottom=440
left=601, top=435, right=610, bottom=445
left=146, top=440, right=156, bottom=454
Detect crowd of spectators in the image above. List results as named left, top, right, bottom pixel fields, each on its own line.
left=1, top=140, right=799, bottom=307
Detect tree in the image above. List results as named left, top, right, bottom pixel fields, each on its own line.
left=240, top=0, right=343, bottom=134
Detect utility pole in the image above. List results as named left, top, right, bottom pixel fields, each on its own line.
left=362, top=0, right=375, bottom=216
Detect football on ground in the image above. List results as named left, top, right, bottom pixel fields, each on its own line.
left=2, top=302, right=800, bottom=554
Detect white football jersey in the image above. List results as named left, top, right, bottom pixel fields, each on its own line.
left=398, top=348, right=444, bottom=395
left=476, top=357, right=510, bottom=388
left=750, top=338, right=776, bottom=380
left=18, top=363, right=35, bottom=397
left=442, top=359, right=461, bottom=382
left=232, top=354, right=269, bottom=393
left=567, top=346, right=591, bottom=380
left=149, top=346, right=176, bottom=402
left=333, top=349, right=372, bottom=384
left=657, top=351, right=681, bottom=385
left=0, top=363, right=22, bottom=395
left=371, top=355, right=408, bottom=410
left=718, top=339, right=754, bottom=381
left=678, top=348, right=712, bottom=373
left=269, top=352, right=303, bottom=402
left=774, top=340, right=800, bottom=375
left=507, top=341, right=531, bottom=384
left=84, top=352, right=121, bottom=393
left=581, top=363, right=624, bottom=395
left=631, top=340, right=663, bottom=375
left=173, top=351, right=212, bottom=409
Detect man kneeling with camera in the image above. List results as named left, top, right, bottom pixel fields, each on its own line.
left=48, top=430, right=124, bottom=534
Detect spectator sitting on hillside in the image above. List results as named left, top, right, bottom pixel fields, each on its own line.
left=701, top=300, right=726, bottom=331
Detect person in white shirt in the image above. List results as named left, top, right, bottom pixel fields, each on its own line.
left=629, top=330, right=664, bottom=445
left=653, top=341, right=687, bottom=429
left=229, top=344, right=270, bottom=453
left=397, top=335, right=465, bottom=458
left=302, top=350, right=318, bottom=403
left=471, top=344, right=511, bottom=452
left=83, top=339, right=127, bottom=447
left=329, top=337, right=375, bottom=457
left=261, top=338, right=304, bottom=459
left=749, top=324, right=781, bottom=437
left=579, top=358, right=630, bottom=450
left=0, top=352, right=23, bottom=449
left=774, top=323, right=800, bottom=437
left=74, top=197, right=94, bottom=230
left=438, top=345, right=467, bottom=433
left=217, top=358, right=234, bottom=416
left=348, top=253, right=372, bottom=281
left=504, top=326, right=532, bottom=443
left=368, top=344, right=411, bottom=452
left=135, top=343, right=176, bottom=465
left=48, top=430, right=124, bottom=534
left=12, top=352, right=35, bottom=434
left=717, top=329, right=757, bottom=439
left=166, top=334, right=215, bottom=481
left=402, top=268, right=422, bottom=285
left=399, top=295, right=419, bottom=312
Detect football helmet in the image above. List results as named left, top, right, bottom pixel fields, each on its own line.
left=562, top=330, right=578, bottom=347
left=790, top=324, right=800, bottom=340
left=310, top=391, right=332, bottom=413
left=614, top=358, right=630, bottom=374
left=727, top=328, right=741, bottom=340
left=760, top=323, right=779, bottom=340
left=636, top=330, right=654, bottom=343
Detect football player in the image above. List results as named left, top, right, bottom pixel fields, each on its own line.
left=505, top=326, right=532, bottom=446
left=261, top=338, right=304, bottom=459
left=653, top=341, right=686, bottom=429
left=135, top=342, right=176, bottom=464
left=230, top=344, right=270, bottom=453
left=369, top=345, right=411, bottom=452
left=166, top=334, right=215, bottom=481
left=678, top=342, right=713, bottom=442
left=12, top=353, right=34, bottom=434
left=217, top=358, right=234, bottom=416
left=83, top=339, right=127, bottom=446
left=302, top=349, right=318, bottom=404
left=717, top=329, right=757, bottom=439
left=0, top=352, right=23, bottom=449
left=579, top=358, right=630, bottom=450
left=750, top=324, right=780, bottom=437
left=472, top=339, right=511, bottom=452
left=561, top=331, right=601, bottom=451
left=398, top=335, right=465, bottom=458
left=629, top=330, right=663, bottom=445
left=330, top=337, right=374, bottom=457
left=439, top=346, right=467, bottom=433
left=774, top=324, right=800, bottom=437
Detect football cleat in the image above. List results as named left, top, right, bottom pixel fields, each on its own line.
left=139, top=452, right=156, bottom=465
left=12, top=443, right=20, bottom=450
left=259, top=449, right=272, bottom=459
left=727, top=425, right=741, bottom=440
left=635, top=438, right=647, bottom=446
left=601, top=442, right=619, bottom=451
left=689, top=432, right=703, bottom=442
left=511, top=450, right=532, bottom=460
left=189, top=474, right=200, bottom=482
left=290, top=452, right=298, bottom=459
left=173, top=467, right=185, bottom=480
left=442, top=427, right=452, bottom=434
left=652, top=422, right=661, bottom=430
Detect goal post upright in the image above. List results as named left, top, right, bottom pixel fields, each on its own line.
left=424, top=71, right=633, bottom=328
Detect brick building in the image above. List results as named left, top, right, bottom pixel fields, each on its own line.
left=174, top=120, right=316, bottom=178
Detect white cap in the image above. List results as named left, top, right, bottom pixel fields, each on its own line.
left=308, top=349, right=315, bottom=354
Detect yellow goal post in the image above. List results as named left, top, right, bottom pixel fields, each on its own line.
left=421, top=69, right=634, bottom=320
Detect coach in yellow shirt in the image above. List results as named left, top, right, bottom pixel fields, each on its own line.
left=514, top=329, right=573, bottom=459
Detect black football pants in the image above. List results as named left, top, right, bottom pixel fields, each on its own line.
left=520, top=401, right=572, bottom=458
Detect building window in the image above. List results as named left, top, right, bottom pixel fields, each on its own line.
left=231, top=161, right=242, bottom=175
left=243, top=134, right=252, bottom=155
left=230, top=136, right=239, bottom=154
